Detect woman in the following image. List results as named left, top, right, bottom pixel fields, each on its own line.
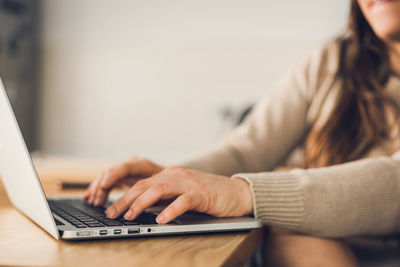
left=84, top=0, right=400, bottom=265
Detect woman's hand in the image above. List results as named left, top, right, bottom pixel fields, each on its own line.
left=83, top=156, right=164, bottom=206
left=103, top=166, right=253, bottom=224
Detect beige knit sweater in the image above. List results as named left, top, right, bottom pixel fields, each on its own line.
left=180, top=41, right=400, bottom=239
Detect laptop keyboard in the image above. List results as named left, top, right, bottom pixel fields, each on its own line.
left=48, top=199, right=176, bottom=228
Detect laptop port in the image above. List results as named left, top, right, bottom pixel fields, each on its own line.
left=99, top=230, right=108, bottom=235
left=77, top=231, right=91, bottom=236
left=128, top=228, right=140, bottom=234
left=114, top=229, right=122, bottom=235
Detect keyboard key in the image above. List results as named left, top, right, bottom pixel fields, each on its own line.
left=75, top=224, right=88, bottom=228
left=86, top=223, right=105, bottom=227
left=102, top=220, right=123, bottom=226
left=120, top=220, right=139, bottom=225
left=80, top=218, right=97, bottom=223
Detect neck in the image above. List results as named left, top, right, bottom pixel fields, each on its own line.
left=386, top=41, right=400, bottom=77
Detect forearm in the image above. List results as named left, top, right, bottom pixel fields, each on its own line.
left=233, top=152, right=400, bottom=238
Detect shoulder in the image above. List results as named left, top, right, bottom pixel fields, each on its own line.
left=303, top=39, right=342, bottom=98
left=281, top=39, right=342, bottom=102
left=307, top=39, right=341, bottom=77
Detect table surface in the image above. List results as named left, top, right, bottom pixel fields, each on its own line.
left=0, top=155, right=263, bottom=267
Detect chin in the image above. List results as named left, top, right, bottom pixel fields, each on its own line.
left=360, top=0, right=400, bottom=42
left=369, top=17, right=400, bottom=42
left=375, top=26, right=400, bottom=42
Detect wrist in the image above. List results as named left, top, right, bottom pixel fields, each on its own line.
left=232, top=178, right=253, bottom=216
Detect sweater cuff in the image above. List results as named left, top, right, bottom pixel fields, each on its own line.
left=232, top=172, right=304, bottom=230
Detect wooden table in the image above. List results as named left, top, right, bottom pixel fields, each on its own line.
left=0, top=155, right=263, bottom=267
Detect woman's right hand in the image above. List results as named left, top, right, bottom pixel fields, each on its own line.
left=83, top=156, right=164, bottom=206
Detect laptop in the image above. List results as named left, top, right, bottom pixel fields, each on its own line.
left=0, top=78, right=261, bottom=240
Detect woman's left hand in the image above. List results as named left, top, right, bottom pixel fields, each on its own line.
left=104, top=166, right=253, bottom=224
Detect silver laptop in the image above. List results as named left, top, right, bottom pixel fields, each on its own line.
left=0, top=78, right=261, bottom=240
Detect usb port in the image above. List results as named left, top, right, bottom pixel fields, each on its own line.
left=114, top=229, right=122, bottom=235
left=99, top=230, right=108, bottom=235
left=128, top=228, right=140, bottom=234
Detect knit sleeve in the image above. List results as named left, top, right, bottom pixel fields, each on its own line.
left=232, top=151, right=400, bottom=238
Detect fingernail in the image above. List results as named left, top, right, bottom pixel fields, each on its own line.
left=156, top=214, right=165, bottom=224
left=124, top=209, right=133, bottom=220
left=106, top=206, right=116, bottom=218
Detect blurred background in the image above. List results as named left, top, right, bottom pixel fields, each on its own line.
left=1, top=0, right=349, bottom=164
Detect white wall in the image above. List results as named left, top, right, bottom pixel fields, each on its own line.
left=39, top=0, right=349, bottom=163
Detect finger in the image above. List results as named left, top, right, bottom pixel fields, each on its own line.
left=90, top=172, right=110, bottom=206
left=82, top=183, right=93, bottom=200
left=92, top=164, right=134, bottom=206
left=95, top=160, right=162, bottom=206
left=156, top=192, right=200, bottom=224
left=86, top=174, right=104, bottom=204
left=123, top=185, right=165, bottom=220
left=99, top=163, right=131, bottom=191
left=105, top=180, right=150, bottom=219
left=83, top=174, right=102, bottom=200
left=118, top=177, right=139, bottom=187
left=92, top=184, right=111, bottom=206
left=100, top=159, right=162, bottom=190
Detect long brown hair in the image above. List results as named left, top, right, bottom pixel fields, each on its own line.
left=303, top=0, right=398, bottom=168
